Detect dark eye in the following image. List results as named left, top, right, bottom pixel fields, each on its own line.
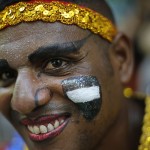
left=1, top=71, right=13, bottom=80
left=42, top=58, right=71, bottom=76
left=0, top=70, right=17, bottom=87
left=45, top=59, right=67, bottom=70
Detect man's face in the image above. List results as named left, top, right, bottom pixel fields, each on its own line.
left=0, top=22, right=122, bottom=150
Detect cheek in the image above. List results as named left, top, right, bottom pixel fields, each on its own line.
left=0, top=88, right=12, bottom=118
left=62, top=76, right=102, bottom=120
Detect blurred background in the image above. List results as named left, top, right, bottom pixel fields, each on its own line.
left=0, top=114, right=15, bottom=150
left=107, top=0, right=150, bottom=92
left=0, top=0, right=150, bottom=149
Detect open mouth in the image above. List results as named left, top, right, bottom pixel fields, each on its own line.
left=21, top=113, right=71, bottom=141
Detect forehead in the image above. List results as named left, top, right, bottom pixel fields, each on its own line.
left=0, top=21, right=90, bottom=52
left=0, top=22, right=91, bottom=65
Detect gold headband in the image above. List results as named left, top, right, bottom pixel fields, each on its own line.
left=0, top=1, right=117, bottom=42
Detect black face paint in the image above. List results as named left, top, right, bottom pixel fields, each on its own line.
left=62, top=76, right=102, bottom=120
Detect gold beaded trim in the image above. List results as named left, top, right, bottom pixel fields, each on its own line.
left=139, top=96, right=150, bottom=150
left=0, top=1, right=117, bottom=42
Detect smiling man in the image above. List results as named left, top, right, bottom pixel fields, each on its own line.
left=0, top=0, right=144, bottom=150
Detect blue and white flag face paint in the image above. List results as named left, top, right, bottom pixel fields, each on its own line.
left=62, top=76, right=102, bottom=120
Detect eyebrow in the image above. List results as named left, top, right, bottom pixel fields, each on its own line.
left=0, top=59, right=10, bottom=70
left=28, top=34, right=91, bottom=64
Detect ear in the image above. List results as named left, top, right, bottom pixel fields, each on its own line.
left=109, top=33, right=134, bottom=85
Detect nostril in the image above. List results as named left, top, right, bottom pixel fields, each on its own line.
left=34, top=87, right=52, bottom=107
left=32, top=105, right=44, bottom=112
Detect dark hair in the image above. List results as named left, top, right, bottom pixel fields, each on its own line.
left=0, top=0, right=29, bottom=11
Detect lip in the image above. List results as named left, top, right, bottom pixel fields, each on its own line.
left=21, top=113, right=70, bottom=141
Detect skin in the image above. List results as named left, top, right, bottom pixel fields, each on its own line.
left=0, top=21, right=141, bottom=150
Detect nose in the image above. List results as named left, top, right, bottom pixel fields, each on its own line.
left=11, top=68, right=51, bottom=114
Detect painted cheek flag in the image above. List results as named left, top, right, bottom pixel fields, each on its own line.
left=62, top=76, right=102, bottom=120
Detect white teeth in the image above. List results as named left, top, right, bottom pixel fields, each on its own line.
left=47, top=123, right=54, bottom=132
left=60, top=119, right=64, bottom=124
left=27, top=119, right=64, bottom=134
left=33, top=126, right=40, bottom=134
left=54, top=120, right=60, bottom=129
left=40, top=125, right=47, bottom=134
left=28, top=126, right=34, bottom=133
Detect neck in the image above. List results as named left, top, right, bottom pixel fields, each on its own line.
left=96, top=97, right=144, bottom=150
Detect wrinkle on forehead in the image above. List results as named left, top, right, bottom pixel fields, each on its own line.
left=0, top=21, right=90, bottom=45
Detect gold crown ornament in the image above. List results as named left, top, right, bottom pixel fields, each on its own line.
left=0, top=0, right=117, bottom=42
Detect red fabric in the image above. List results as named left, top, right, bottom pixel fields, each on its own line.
left=29, top=0, right=64, bottom=2
left=27, top=0, right=91, bottom=10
